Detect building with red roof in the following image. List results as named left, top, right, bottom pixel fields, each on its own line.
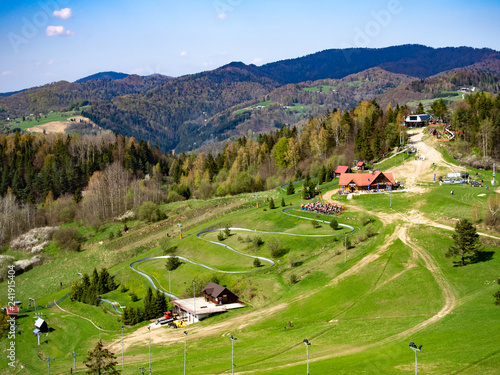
left=339, top=171, right=395, bottom=192
left=334, top=165, right=351, bottom=177
left=357, top=161, right=366, bottom=171
left=5, top=306, right=19, bottom=317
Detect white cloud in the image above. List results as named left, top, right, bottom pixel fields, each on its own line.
left=46, top=26, right=74, bottom=36
left=47, top=59, right=55, bottom=65
left=53, top=8, right=72, bottom=19
left=250, top=58, right=263, bottom=65
left=180, top=51, right=188, bottom=57
left=216, top=13, right=228, bottom=20
left=202, top=61, right=213, bottom=67
left=44, top=72, right=57, bottom=77
left=2, top=70, right=14, bottom=76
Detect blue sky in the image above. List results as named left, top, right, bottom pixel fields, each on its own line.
left=1, top=0, right=499, bottom=92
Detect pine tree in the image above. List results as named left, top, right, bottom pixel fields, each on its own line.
left=446, top=218, right=482, bottom=266
left=91, top=268, right=99, bottom=290
left=83, top=340, right=120, bottom=375
left=153, top=289, right=168, bottom=318
left=281, top=197, right=286, bottom=207
left=269, top=198, right=275, bottom=209
left=144, top=287, right=154, bottom=319
left=286, top=180, right=295, bottom=195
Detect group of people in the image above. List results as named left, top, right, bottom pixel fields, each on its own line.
left=301, top=202, right=344, bottom=215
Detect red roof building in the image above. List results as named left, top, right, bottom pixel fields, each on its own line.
left=357, top=161, right=365, bottom=170
left=5, top=306, right=19, bottom=317
left=334, top=165, right=351, bottom=177
left=339, top=172, right=395, bottom=192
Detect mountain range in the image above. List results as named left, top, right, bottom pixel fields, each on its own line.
left=1, top=44, right=500, bottom=152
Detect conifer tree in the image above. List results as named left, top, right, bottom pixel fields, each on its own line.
left=83, top=340, right=120, bottom=374
left=144, top=287, right=154, bottom=319
left=281, top=197, right=286, bottom=207
left=286, top=180, right=295, bottom=195
left=269, top=197, right=275, bottom=209
left=446, top=218, right=482, bottom=266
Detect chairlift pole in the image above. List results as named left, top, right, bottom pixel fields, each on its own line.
left=344, top=233, right=347, bottom=263
left=122, top=325, right=125, bottom=371
left=71, top=352, right=80, bottom=374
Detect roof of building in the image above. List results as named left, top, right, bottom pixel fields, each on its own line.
left=34, top=318, right=46, bottom=328
left=202, top=281, right=236, bottom=299
left=357, top=161, right=365, bottom=166
left=334, top=166, right=350, bottom=174
left=339, top=171, right=395, bottom=187
left=6, top=306, right=19, bottom=315
left=405, top=114, right=432, bottom=122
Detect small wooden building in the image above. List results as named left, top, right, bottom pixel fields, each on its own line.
left=202, top=282, right=239, bottom=305
left=34, top=318, right=48, bottom=333
left=357, top=161, right=365, bottom=171
left=5, top=306, right=19, bottom=318
left=334, top=165, right=351, bottom=177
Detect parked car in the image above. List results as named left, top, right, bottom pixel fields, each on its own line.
left=470, top=181, right=482, bottom=187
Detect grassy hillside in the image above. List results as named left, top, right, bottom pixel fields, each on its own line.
left=1, top=146, right=499, bottom=374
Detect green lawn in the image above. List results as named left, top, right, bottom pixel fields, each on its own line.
left=9, top=111, right=76, bottom=130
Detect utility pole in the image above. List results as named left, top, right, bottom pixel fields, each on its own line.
left=177, top=223, right=183, bottom=239
left=45, top=357, right=55, bottom=375
left=122, top=325, right=125, bottom=371
left=344, top=233, right=347, bottom=263
left=193, top=280, right=196, bottom=321
left=71, top=352, right=80, bottom=373
left=184, top=331, right=188, bottom=375
left=148, top=326, right=152, bottom=374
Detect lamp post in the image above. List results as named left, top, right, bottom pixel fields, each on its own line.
left=344, top=233, right=347, bottom=263
left=193, top=280, right=196, bottom=321
left=183, top=331, right=188, bottom=375
left=122, top=325, right=125, bottom=371
left=77, top=272, right=83, bottom=283
left=229, top=334, right=237, bottom=375
left=253, top=194, right=259, bottom=208
left=409, top=342, right=422, bottom=375
left=169, top=269, right=171, bottom=297
left=71, top=352, right=80, bottom=373
left=148, top=325, right=152, bottom=374
left=45, top=357, right=55, bottom=375
left=177, top=223, right=182, bottom=239
left=303, top=339, right=311, bottom=375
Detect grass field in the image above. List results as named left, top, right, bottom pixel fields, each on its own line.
left=302, top=85, right=336, bottom=93
left=9, top=111, right=76, bottom=130
left=1, top=144, right=499, bottom=374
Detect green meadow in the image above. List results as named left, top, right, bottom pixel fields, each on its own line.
left=1, top=145, right=499, bottom=374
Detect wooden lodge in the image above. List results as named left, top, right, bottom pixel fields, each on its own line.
left=202, top=281, right=239, bottom=305
left=339, top=171, right=395, bottom=192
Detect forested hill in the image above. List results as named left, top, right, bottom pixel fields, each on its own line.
left=1, top=45, right=500, bottom=153
left=260, top=45, right=500, bottom=83
left=74, top=71, right=130, bottom=83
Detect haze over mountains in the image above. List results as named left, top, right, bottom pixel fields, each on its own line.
left=1, top=44, right=500, bottom=152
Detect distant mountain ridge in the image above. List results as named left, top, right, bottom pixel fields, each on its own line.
left=1, top=44, right=500, bottom=152
left=74, top=71, right=129, bottom=83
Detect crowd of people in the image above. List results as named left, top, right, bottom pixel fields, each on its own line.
left=301, top=201, right=344, bottom=215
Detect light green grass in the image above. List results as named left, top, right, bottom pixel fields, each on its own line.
left=9, top=111, right=76, bottom=130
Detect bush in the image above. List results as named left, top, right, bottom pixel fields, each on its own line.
left=358, top=212, right=371, bottom=226
left=217, top=231, right=225, bottom=241
left=267, top=237, right=286, bottom=258
left=330, top=219, right=339, bottom=230
left=289, top=273, right=299, bottom=284
left=281, top=197, right=286, bottom=207
left=224, top=225, right=231, bottom=238
left=53, top=227, right=84, bottom=251
left=129, top=292, right=139, bottom=302
left=253, top=258, right=262, bottom=267
left=166, top=256, right=182, bottom=271
left=120, top=284, right=128, bottom=293
left=138, top=201, right=165, bottom=222
left=311, top=220, right=320, bottom=228
left=252, top=236, right=264, bottom=248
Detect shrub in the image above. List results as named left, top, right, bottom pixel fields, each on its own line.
left=120, top=284, right=128, bottom=293
left=358, top=212, right=371, bottom=226
left=286, top=181, right=295, bottom=195
left=166, top=256, right=182, bottom=271
left=108, top=232, right=115, bottom=240
left=311, top=220, right=320, bottom=228
left=253, top=258, right=262, bottom=267
left=138, top=201, right=164, bottom=222
left=10, top=227, right=57, bottom=253
left=281, top=197, right=286, bottom=207
left=267, top=237, right=285, bottom=258
left=330, top=219, right=339, bottom=230
left=289, top=273, right=299, bottom=284
left=217, top=231, right=225, bottom=241
left=53, top=227, right=84, bottom=251
left=252, top=236, right=264, bottom=247
left=365, top=224, right=375, bottom=238
left=224, top=225, right=231, bottom=238
left=129, top=292, right=139, bottom=302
